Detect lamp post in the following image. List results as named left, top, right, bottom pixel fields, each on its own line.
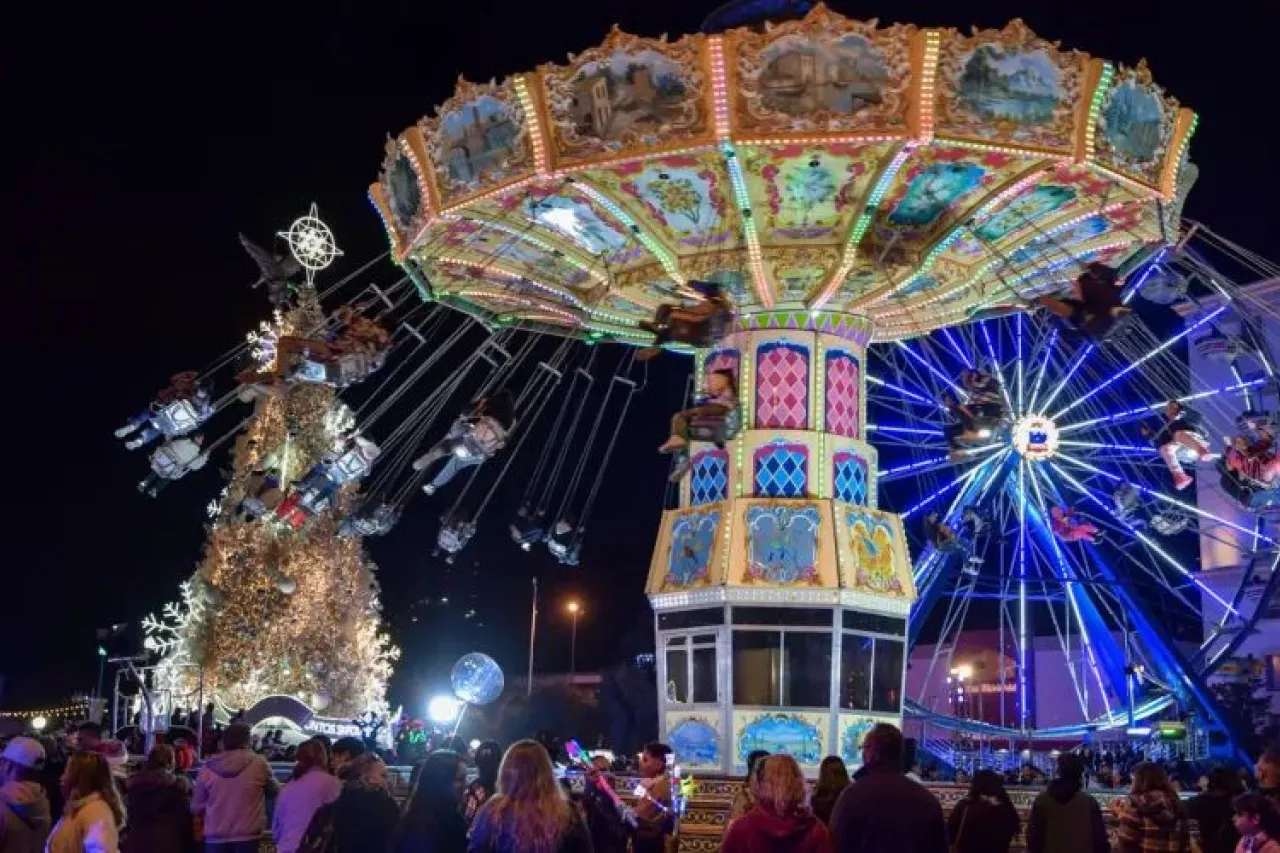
left=567, top=600, right=581, bottom=679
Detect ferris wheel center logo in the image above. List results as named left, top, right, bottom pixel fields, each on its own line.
left=1012, top=415, right=1060, bottom=461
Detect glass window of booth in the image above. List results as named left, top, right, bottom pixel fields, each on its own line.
left=664, top=634, right=719, bottom=704
left=733, top=630, right=831, bottom=707
left=840, top=634, right=904, bottom=713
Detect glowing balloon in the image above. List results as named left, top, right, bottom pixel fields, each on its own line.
left=450, top=653, right=505, bottom=705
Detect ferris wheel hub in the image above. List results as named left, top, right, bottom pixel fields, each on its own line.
left=1011, top=415, right=1060, bottom=461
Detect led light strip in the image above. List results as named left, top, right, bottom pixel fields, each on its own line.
left=1083, top=63, right=1115, bottom=161
left=815, top=142, right=917, bottom=309
left=721, top=140, right=772, bottom=306
left=570, top=180, right=685, bottom=287
left=917, top=30, right=942, bottom=141
left=513, top=75, right=550, bottom=175
left=435, top=255, right=587, bottom=310
left=439, top=213, right=605, bottom=283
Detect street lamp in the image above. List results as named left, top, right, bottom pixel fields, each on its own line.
left=566, top=600, right=582, bottom=679
left=30, top=716, right=47, bottom=733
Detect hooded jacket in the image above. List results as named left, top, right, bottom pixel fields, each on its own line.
left=1026, top=778, right=1110, bottom=853
left=122, top=769, right=194, bottom=853
left=0, top=780, right=51, bottom=853
left=721, top=805, right=833, bottom=853
left=44, top=792, right=118, bottom=853
left=1116, top=790, right=1190, bottom=853
left=271, top=770, right=340, bottom=853
left=190, top=749, right=277, bottom=844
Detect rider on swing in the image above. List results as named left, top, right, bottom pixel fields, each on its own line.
left=1140, top=400, right=1211, bottom=491
left=637, top=280, right=733, bottom=361
left=1034, top=262, right=1132, bottom=340
left=1050, top=505, right=1103, bottom=544
left=413, top=389, right=517, bottom=495
left=658, top=369, right=738, bottom=455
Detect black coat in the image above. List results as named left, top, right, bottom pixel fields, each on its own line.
left=828, top=766, right=946, bottom=853
left=122, top=769, right=196, bottom=853
left=947, top=797, right=1020, bottom=853
left=331, top=786, right=401, bottom=853
left=392, top=808, right=469, bottom=853
left=1188, top=792, right=1238, bottom=853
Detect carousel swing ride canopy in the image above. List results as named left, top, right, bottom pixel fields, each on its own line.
left=370, top=6, right=1196, bottom=341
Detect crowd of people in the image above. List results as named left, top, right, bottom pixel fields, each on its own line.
left=9, top=719, right=1280, bottom=853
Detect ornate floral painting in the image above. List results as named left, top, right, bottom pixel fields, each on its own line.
left=664, top=508, right=721, bottom=590
left=744, top=504, right=821, bottom=584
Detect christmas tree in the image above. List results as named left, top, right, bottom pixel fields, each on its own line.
left=145, top=235, right=397, bottom=719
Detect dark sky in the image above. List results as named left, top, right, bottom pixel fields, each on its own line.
left=3, top=0, right=1276, bottom=713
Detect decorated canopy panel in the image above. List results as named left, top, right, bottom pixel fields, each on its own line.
left=372, top=5, right=1196, bottom=342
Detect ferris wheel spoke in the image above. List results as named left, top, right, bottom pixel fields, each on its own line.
left=1048, top=459, right=1245, bottom=617
left=940, top=327, right=974, bottom=370
left=1057, top=377, right=1267, bottom=435
left=1051, top=306, right=1229, bottom=422
left=978, top=321, right=1016, bottom=416
left=1053, top=452, right=1277, bottom=547
left=866, top=374, right=938, bottom=408
left=894, top=340, right=967, bottom=397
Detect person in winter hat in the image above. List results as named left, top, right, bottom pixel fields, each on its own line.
left=0, top=737, right=51, bottom=853
left=721, top=754, right=832, bottom=853
left=122, top=744, right=195, bottom=853
left=45, top=752, right=124, bottom=853
left=190, top=724, right=277, bottom=853
left=1114, top=762, right=1191, bottom=853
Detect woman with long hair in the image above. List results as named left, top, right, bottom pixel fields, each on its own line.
left=720, top=755, right=832, bottom=853
left=46, top=752, right=125, bottom=853
left=467, top=740, right=591, bottom=853
left=946, top=769, right=1020, bottom=853
left=1115, top=762, right=1191, bottom=853
left=463, top=741, right=502, bottom=825
left=393, top=750, right=468, bottom=853
left=809, top=756, right=849, bottom=827
left=272, top=740, right=340, bottom=853
left=122, top=744, right=194, bottom=853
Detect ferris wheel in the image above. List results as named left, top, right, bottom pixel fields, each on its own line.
left=867, top=248, right=1280, bottom=760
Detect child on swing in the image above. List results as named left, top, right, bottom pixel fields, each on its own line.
left=1035, top=262, right=1131, bottom=339
left=1140, top=400, right=1211, bottom=491
left=658, top=369, right=738, bottom=455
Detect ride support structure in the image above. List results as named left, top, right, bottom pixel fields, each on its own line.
left=645, top=312, right=916, bottom=777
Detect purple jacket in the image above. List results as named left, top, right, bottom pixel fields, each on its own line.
left=272, top=770, right=341, bottom=853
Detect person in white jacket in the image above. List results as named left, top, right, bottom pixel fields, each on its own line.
left=45, top=753, right=122, bottom=853
left=138, top=434, right=209, bottom=497
left=191, top=724, right=278, bottom=853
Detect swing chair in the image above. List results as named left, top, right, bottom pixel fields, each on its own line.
left=428, top=337, right=573, bottom=561
left=1150, top=507, right=1192, bottom=536
left=533, top=353, right=640, bottom=565
left=331, top=316, right=500, bottom=537
left=637, top=280, right=734, bottom=360
left=151, top=394, right=214, bottom=438
left=508, top=351, right=597, bottom=550
left=1195, top=331, right=1246, bottom=366
left=669, top=404, right=742, bottom=483
left=1138, top=266, right=1190, bottom=306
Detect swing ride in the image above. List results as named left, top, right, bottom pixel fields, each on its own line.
left=124, top=2, right=1280, bottom=762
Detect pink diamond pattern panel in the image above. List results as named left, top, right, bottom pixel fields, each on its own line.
left=825, top=349, right=860, bottom=438
left=754, top=342, right=810, bottom=430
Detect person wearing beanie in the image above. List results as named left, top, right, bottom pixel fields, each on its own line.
left=0, top=737, right=52, bottom=853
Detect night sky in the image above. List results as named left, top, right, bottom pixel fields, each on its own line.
left=3, top=0, right=1277, bottom=713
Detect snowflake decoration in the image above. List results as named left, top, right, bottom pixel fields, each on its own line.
left=247, top=310, right=284, bottom=367
left=280, top=203, right=342, bottom=275
left=325, top=402, right=357, bottom=440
